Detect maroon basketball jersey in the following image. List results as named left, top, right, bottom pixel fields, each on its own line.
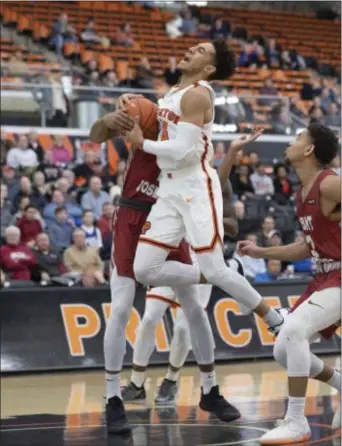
left=121, top=148, right=160, bottom=204
left=296, top=170, right=341, bottom=269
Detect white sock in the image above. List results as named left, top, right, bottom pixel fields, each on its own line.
left=166, top=368, right=180, bottom=382
left=106, top=373, right=121, bottom=401
left=201, top=370, right=217, bottom=394
left=327, top=369, right=341, bottom=392
left=263, top=308, right=283, bottom=328
left=131, top=370, right=145, bottom=388
left=286, top=396, right=306, bottom=420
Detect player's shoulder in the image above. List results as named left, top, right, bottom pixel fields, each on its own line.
left=319, top=170, right=340, bottom=190
left=181, top=85, right=212, bottom=110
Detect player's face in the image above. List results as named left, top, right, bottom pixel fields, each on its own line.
left=284, top=130, right=314, bottom=165
left=177, top=43, right=216, bottom=78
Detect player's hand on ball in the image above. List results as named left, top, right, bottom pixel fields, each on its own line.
left=104, top=110, right=135, bottom=133
left=237, top=240, right=262, bottom=258
left=125, top=123, right=144, bottom=149
left=117, top=94, right=144, bottom=110
left=230, top=127, right=264, bottom=152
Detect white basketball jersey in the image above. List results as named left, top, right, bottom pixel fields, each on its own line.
left=156, top=80, right=216, bottom=170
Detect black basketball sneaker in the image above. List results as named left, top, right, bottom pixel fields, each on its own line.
left=199, top=385, right=241, bottom=422
left=121, top=382, right=146, bottom=402
left=106, top=396, right=131, bottom=435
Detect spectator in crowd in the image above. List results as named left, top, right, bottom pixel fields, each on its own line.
left=250, top=163, right=274, bottom=196
left=166, top=14, right=183, bottom=38
left=164, top=57, right=181, bottom=86
left=227, top=201, right=261, bottom=242
left=102, top=70, right=119, bottom=90
left=239, top=233, right=267, bottom=280
left=325, top=102, right=341, bottom=127
left=55, top=177, right=77, bottom=203
left=12, top=176, right=47, bottom=212
left=32, top=170, right=51, bottom=199
left=197, top=12, right=213, bottom=38
left=213, top=142, right=226, bottom=168
left=44, top=70, right=69, bottom=128
left=181, top=8, right=198, bottom=35
left=289, top=94, right=306, bottom=119
left=33, top=232, right=67, bottom=280
left=288, top=232, right=313, bottom=275
left=260, top=77, right=278, bottom=101
left=0, top=226, right=37, bottom=281
left=134, top=58, right=155, bottom=98
left=49, top=13, right=78, bottom=57
left=16, top=205, right=44, bottom=247
left=74, top=151, right=100, bottom=185
left=273, top=163, right=293, bottom=204
left=2, top=165, right=18, bottom=198
left=320, top=87, right=333, bottom=112
left=8, top=50, right=27, bottom=76
left=81, top=19, right=101, bottom=46
left=234, top=164, right=255, bottom=198
left=309, top=96, right=324, bottom=115
left=248, top=151, right=259, bottom=173
left=268, top=229, right=283, bottom=247
left=84, top=59, right=99, bottom=82
left=254, top=259, right=282, bottom=283
left=258, top=215, right=275, bottom=247
left=28, top=131, right=44, bottom=163
left=81, top=176, right=110, bottom=220
left=81, top=210, right=103, bottom=250
left=1, top=183, right=12, bottom=240
left=272, top=107, right=292, bottom=134
left=6, top=135, right=38, bottom=171
left=114, top=24, right=134, bottom=46
left=238, top=41, right=263, bottom=68
left=63, top=228, right=105, bottom=286
left=265, top=39, right=281, bottom=68
left=50, top=135, right=72, bottom=165
left=310, top=106, right=325, bottom=124
left=86, top=71, right=102, bottom=89
left=97, top=202, right=114, bottom=241
left=210, top=18, right=229, bottom=40
left=12, top=196, right=30, bottom=225
left=47, top=206, right=74, bottom=252
left=37, top=150, right=63, bottom=184
left=43, top=189, right=82, bottom=226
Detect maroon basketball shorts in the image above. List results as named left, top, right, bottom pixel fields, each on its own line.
left=111, top=206, right=192, bottom=280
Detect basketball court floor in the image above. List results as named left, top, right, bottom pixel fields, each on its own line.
left=1, top=357, right=341, bottom=446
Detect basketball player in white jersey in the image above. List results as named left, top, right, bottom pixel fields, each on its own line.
left=121, top=149, right=246, bottom=405
left=126, top=39, right=284, bottom=356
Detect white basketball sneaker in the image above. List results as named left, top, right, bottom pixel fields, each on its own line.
left=332, top=401, right=341, bottom=430
left=259, top=417, right=311, bottom=444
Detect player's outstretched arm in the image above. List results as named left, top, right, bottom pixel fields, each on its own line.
left=125, top=87, right=211, bottom=161
left=89, top=110, right=135, bottom=143
left=216, top=128, right=264, bottom=187
left=238, top=239, right=310, bottom=261
left=222, top=180, right=238, bottom=237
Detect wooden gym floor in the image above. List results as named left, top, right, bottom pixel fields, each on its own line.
left=1, top=357, right=341, bottom=446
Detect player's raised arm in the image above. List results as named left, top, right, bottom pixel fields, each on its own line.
left=125, top=86, right=211, bottom=161
left=238, top=239, right=310, bottom=261
left=216, top=128, right=264, bottom=187
left=89, top=109, right=135, bottom=143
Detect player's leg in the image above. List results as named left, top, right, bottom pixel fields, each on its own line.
left=259, top=286, right=341, bottom=444
left=155, top=285, right=213, bottom=405
left=121, top=288, right=173, bottom=402
left=104, top=267, right=135, bottom=434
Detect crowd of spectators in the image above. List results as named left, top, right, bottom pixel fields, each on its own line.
left=0, top=131, right=125, bottom=288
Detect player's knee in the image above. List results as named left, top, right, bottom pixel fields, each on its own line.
left=273, top=335, right=287, bottom=369
left=140, top=312, right=159, bottom=331
left=174, top=318, right=190, bottom=345
left=279, top=315, right=307, bottom=344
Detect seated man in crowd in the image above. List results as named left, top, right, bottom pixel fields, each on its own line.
left=238, top=233, right=267, bottom=280
left=34, top=232, right=67, bottom=281
left=63, top=228, right=105, bottom=287
left=47, top=206, right=74, bottom=252
left=81, top=176, right=110, bottom=220
left=80, top=210, right=103, bottom=250
left=43, top=189, right=82, bottom=226
left=0, top=226, right=37, bottom=281
left=254, top=259, right=283, bottom=283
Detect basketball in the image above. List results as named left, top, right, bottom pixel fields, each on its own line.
left=125, top=97, right=159, bottom=140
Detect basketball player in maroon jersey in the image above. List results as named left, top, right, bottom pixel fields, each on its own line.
left=90, top=104, right=256, bottom=434
left=239, top=123, right=341, bottom=444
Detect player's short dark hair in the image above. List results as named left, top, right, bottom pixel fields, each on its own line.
left=208, top=38, right=236, bottom=81
left=55, top=206, right=67, bottom=215
left=308, top=123, right=339, bottom=167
